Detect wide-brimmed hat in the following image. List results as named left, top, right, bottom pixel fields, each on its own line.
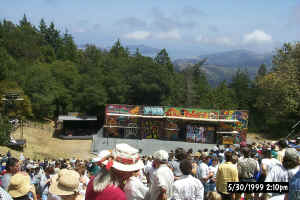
left=92, top=150, right=111, bottom=163
left=49, top=169, right=80, bottom=196
left=103, top=143, right=144, bottom=172
left=8, top=173, right=32, bottom=198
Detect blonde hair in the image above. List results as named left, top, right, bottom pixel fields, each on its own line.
left=207, top=191, right=222, bottom=200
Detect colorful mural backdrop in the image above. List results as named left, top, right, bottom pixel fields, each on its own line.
left=143, top=106, right=164, bottom=116
left=104, top=105, right=249, bottom=143
left=141, top=120, right=161, bottom=139
left=164, top=107, right=219, bottom=119
left=186, top=125, right=206, bottom=143
left=106, top=104, right=140, bottom=115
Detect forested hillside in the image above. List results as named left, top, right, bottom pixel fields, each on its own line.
left=0, top=16, right=300, bottom=143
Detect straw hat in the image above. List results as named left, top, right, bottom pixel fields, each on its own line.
left=8, top=173, right=32, bottom=198
left=103, top=143, right=144, bottom=172
left=49, top=169, right=80, bottom=196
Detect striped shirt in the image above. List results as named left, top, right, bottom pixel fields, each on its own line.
left=0, top=186, right=13, bottom=200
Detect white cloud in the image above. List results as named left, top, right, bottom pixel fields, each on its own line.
left=243, top=30, right=272, bottom=43
left=155, top=29, right=181, bottom=40
left=124, top=31, right=151, bottom=40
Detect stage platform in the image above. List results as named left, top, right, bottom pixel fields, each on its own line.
left=91, top=128, right=223, bottom=155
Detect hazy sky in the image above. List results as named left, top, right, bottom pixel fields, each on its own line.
left=1, top=0, right=300, bottom=58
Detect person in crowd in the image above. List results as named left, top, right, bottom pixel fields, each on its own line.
left=76, top=165, right=89, bottom=197
left=169, top=148, right=186, bottom=180
left=277, top=140, right=288, bottom=164
left=85, top=146, right=126, bottom=200
left=48, top=169, right=81, bottom=200
left=237, top=147, right=258, bottom=200
left=0, top=186, right=13, bottom=200
left=282, top=148, right=300, bottom=180
left=40, top=166, right=55, bottom=200
left=207, top=156, right=218, bottom=192
left=172, top=159, right=204, bottom=200
left=207, top=191, right=222, bottom=200
left=8, top=173, right=38, bottom=200
left=149, top=150, right=174, bottom=200
left=262, top=149, right=298, bottom=200
left=216, top=151, right=239, bottom=200
left=261, top=147, right=281, bottom=182
left=108, top=144, right=148, bottom=200
left=285, top=167, right=300, bottom=200
left=196, top=155, right=209, bottom=195
left=1, top=157, right=20, bottom=191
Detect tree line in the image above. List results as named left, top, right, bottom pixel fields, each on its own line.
left=0, top=15, right=299, bottom=144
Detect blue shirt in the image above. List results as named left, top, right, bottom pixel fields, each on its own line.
left=288, top=169, right=300, bottom=200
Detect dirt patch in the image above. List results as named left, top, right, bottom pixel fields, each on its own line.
left=0, top=125, right=93, bottom=160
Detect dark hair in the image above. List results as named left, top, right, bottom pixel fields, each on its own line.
left=283, top=156, right=299, bottom=170
left=6, top=157, right=19, bottom=171
left=262, top=149, right=272, bottom=158
left=242, top=147, right=251, bottom=158
left=180, top=159, right=193, bottom=175
left=13, top=194, right=31, bottom=200
left=224, top=151, right=232, bottom=162
left=175, top=148, right=187, bottom=161
left=278, top=140, right=288, bottom=149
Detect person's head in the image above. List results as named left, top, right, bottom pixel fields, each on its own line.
left=211, top=157, right=218, bottom=166
left=102, top=143, right=144, bottom=187
left=262, top=148, right=272, bottom=159
left=49, top=169, right=80, bottom=200
left=153, top=150, right=169, bottom=169
left=193, top=152, right=201, bottom=162
left=207, top=191, right=222, bottom=200
left=8, top=173, right=33, bottom=200
left=242, top=147, right=251, bottom=158
left=175, top=148, right=186, bottom=161
left=278, top=139, right=288, bottom=149
left=6, top=157, right=20, bottom=174
left=283, top=148, right=300, bottom=170
left=180, top=159, right=193, bottom=175
left=224, top=151, right=233, bottom=162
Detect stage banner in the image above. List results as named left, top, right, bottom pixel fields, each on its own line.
left=143, top=106, right=164, bottom=116
left=164, top=107, right=219, bottom=119
left=106, top=104, right=140, bottom=115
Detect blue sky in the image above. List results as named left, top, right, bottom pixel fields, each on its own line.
left=1, top=0, right=300, bottom=58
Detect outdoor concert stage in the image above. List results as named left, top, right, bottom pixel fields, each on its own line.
left=91, top=128, right=222, bottom=155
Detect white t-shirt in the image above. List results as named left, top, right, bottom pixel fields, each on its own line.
left=197, top=163, right=209, bottom=183
left=208, top=165, right=218, bottom=179
left=124, top=176, right=149, bottom=200
left=172, top=175, right=204, bottom=200
left=261, top=158, right=281, bottom=174
left=149, top=164, right=174, bottom=200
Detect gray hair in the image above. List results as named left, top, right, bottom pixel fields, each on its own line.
left=93, top=169, right=118, bottom=192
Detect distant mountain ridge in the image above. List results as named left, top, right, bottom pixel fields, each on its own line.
left=173, top=49, right=273, bottom=86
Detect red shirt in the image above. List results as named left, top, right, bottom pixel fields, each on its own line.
left=85, top=176, right=127, bottom=200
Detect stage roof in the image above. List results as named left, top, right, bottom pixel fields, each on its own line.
left=58, top=115, right=97, bottom=121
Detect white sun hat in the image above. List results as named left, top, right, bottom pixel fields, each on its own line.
left=103, top=143, right=144, bottom=172
left=92, top=150, right=111, bottom=163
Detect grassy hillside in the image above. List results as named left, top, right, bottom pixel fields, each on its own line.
left=0, top=125, right=92, bottom=160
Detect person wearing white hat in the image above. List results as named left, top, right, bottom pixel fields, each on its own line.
left=148, top=150, right=174, bottom=200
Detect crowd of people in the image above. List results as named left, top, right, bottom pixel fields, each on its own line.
left=0, top=139, right=300, bottom=200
